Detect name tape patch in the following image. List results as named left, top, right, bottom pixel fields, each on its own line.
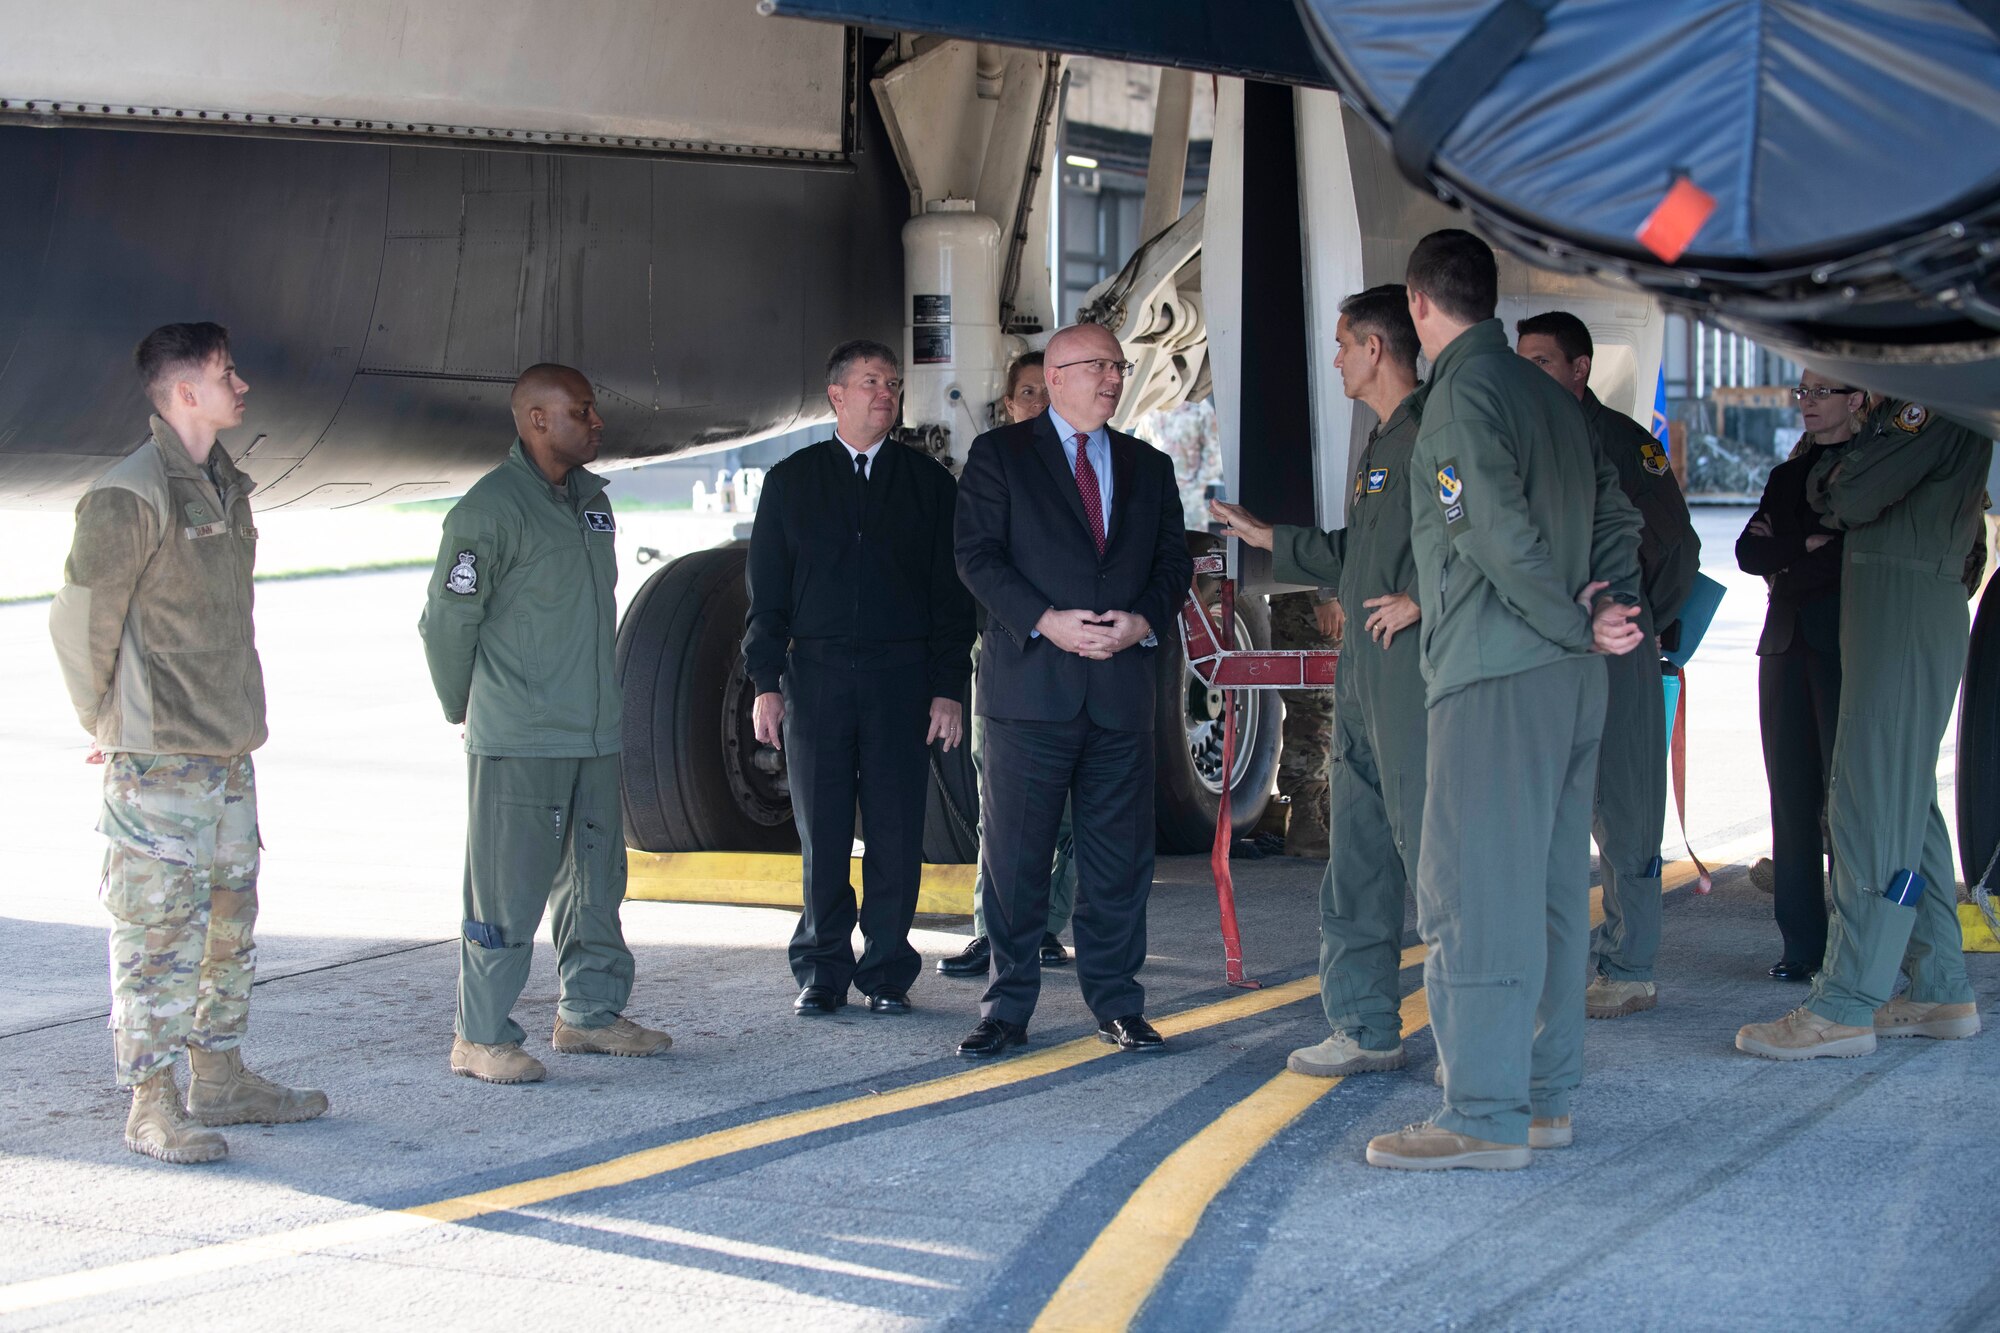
left=584, top=510, right=615, bottom=533
left=183, top=520, right=229, bottom=540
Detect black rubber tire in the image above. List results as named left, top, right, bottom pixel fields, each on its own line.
left=616, top=546, right=799, bottom=855
left=1957, top=572, right=2000, bottom=889
left=1153, top=545, right=1281, bottom=855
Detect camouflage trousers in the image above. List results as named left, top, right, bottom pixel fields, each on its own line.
left=97, top=753, right=259, bottom=1087
left=1271, top=591, right=1335, bottom=831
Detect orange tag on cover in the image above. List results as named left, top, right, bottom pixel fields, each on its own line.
left=1636, top=176, right=1715, bottom=263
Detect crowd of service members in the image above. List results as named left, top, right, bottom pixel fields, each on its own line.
left=49, top=226, right=1991, bottom=1172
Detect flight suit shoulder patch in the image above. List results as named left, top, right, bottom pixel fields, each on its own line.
left=1437, top=459, right=1465, bottom=525
left=1366, top=467, right=1389, bottom=494
left=583, top=509, right=615, bottom=533
left=1893, top=402, right=1929, bottom=434
left=446, top=550, right=480, bottom=595
left=1639, top=439, right=1671, bottom=476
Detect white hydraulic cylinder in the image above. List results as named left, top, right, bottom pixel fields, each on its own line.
left=903, top=199, right=1004, bottom=444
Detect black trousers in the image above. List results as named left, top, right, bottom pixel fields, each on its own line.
left=783, top=654, right=929, bottom=996
left=980, top=711, right=1154, bottom=1027
left=1758, top=639, right=1840, bottom=967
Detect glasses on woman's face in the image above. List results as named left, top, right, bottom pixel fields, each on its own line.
left=1793, top=385, right=1857, bottom=402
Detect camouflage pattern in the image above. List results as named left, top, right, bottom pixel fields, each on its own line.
left=98, top=753, right=259, bottom=1087
left=1270, top=591, right=1335, bottom=840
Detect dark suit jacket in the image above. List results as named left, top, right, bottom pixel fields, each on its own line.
left=1737, top=441, right=1844, bottom=657
left=743, top=438, right=974, bottom=700
left=954, top=413, right=1193, bottom=732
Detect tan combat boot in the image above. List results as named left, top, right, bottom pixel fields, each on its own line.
left=1287, top=1031, right=1405, bottom=1077
left=1585, top=976, right=1658, bottom=1019
left=1366, top=1121, right=1530, bottom=1171
left=551, top=1015, right=673, bottom=1057
left=125, top=1068, right=227, bottom=1164
left=1874, top=997, right=1982, bottom=1040
left=187, top=1047, right=330, bottom=1126
left=1736, top=1006, right=1876, bottom=1060
left=451, top=1037, right=546, bottom=1084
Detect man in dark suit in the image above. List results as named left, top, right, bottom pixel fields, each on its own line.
left=952, top=322, right=1194, bottom=1058
left=744, top=339, right=975, bottom=1018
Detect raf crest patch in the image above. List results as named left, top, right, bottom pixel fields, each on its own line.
left=583, top=509, right=615, bottom=533
left=1893, top=403, right=1930, bottom=434
left=1640, top=439, right=1671, bottom=476
left=446, top=550, right=479, bottom=595
left=1437, top=460, right=1465, bottom=525
left=1367, top=468, right=1389, bottom=494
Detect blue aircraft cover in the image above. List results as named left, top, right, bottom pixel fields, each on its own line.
left=1294, top=0, right=2000, bottom=268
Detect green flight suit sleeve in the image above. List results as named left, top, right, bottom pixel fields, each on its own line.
left=1588, top=439, right=1644, bottom=607
left=1269, top=523, right=1346, bottom=589
left=1635, top=470, right=1699, bottom=628
left=1807, top=404, right=1977, bottom=530
left=48, top=486, right=160, bottom=733
left=419, top=502, right=511, bottom=725
left=1430, top=404, right=1597, bottom=654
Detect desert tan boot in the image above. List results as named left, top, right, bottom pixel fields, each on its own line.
left=1366, top=1121, right=1530, bottom=1171
left=1585, top=976, right=1658, bottom=1019
left=1873, top=997, right=1982, bottom=1040
left=187, top=1047, right=330, bottom=1126
left=1528, top=1116, right=1573, bottom=1149
left=1287, top=1032, right=1405, bottom=1078
left=1736, top=1006, right=1876, bottom=1060
left=451, top=1037, right=546, bottom=1084
left=551, top=1015, right=673, bottom=1057
left=126, top=1069, right=227, bottom=1165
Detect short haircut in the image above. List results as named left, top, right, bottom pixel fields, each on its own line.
left=1005, top=350, right=1044, bottom=397
left=1338, top=285, right=1420, bottom=372
left=826, top=338, right=901, bottom=386
left=135, top=322, right=230, bottom=405
left=1405, top=230, right=1498, bottom=324
left=1516, top=310, right=1593, bottom=363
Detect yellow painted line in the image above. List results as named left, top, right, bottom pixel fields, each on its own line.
left=3, top=839, right=1762, bottom=1318
left=625, top=851, right=975, bottom=915
left=1027, top=834, right=1766, bottom=1333
left=1033, top=989, right=1433, bottom=1333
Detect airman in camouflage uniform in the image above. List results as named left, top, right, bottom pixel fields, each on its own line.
left=50, top=323, right=327, bottom=1165
left=1270, top=591, right=1336, bottom=856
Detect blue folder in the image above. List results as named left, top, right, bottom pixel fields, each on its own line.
left=1662, top=572, right=1726, bottom=669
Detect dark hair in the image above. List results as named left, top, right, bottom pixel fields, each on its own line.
left=1515, top=310, right=1593, bottom=363
left=1404, top=230, right=1498, bottom=324
left=1338, top=285, right=1420, bottom=373
left=135, top=322, right=231, bottom=404
left=826, top=338, right=901, bottom=386
left=1005, top=351, right=1045, bottom=397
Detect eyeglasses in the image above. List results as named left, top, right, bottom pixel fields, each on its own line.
left=1792, top=385, right=1857, bottom=401
left=1054, top=358, right=1136, bottom=378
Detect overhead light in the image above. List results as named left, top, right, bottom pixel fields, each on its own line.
left=1064, top=154, right=1099, bottom=169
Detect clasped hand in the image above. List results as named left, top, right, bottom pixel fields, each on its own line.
left=1037, top=607, right=1150, bottom=660
left=1577, top=580, right=1645, bottom=656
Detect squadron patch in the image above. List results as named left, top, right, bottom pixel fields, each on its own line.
left=1640, top=439, right=1671, bottom=476
left=1354, top=471, right=1365, bottom=496
left=1893, top=402, right=1930, bottom=434
left=1367, top=467, right=1389, bottom=494
left=446, top=550, right=479, bottom=595
left=583, top=509, right=615, bottom=533
left=1437, top=460, right=1465, bottom=525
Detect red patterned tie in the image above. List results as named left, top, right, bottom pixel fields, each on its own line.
left=1073, top=433, right=1106, bottom=555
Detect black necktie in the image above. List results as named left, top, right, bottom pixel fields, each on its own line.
left=854, top=451, right=869, bottom=484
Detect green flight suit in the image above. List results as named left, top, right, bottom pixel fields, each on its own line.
left=1407, top=320, right=1641, bottom=1145
left=1583, top=391, right=1700, bottom=983
left=420, top=442, right=635, bottom=1045
left=1269, top=386, right=1429, bottom=1051
left=1804, top=401, right=1990, bottom=1027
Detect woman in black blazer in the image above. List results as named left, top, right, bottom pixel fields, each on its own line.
left=1736, top=370, right=1868, bottom=980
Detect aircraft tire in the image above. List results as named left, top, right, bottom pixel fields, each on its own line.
left=1958, top=570, right=2000, bottom=890
left=617, top=546, right=800, bottom=855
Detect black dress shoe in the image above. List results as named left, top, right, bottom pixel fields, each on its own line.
left=1769, top=960, right=1817, bottom=982
left=938, top=935, right=991, bottom=977
left=1039, top=933, right=1071, bottom=967
left=1098, top=1014, right=1165, bottom=1051
left=793, top=985, right=845, bottom=1015
left=864, top=988, right=911, bottom=1015
left=956, top=1018, right=1028, bottom=1058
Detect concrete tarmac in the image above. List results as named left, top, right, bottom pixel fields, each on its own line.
left=2, top=509, right=1995, bottom=1330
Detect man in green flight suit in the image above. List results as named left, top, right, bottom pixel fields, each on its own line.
left=1365, top=231, right=1644, bottom=1172
left=1738, top=395, right=1990, bottom=1059
left=1209, top=283, right=1430, bottom=1077
left=1518, top=311, right=1700, bottom=1020
left=421, top=363, right=671, bottom=1085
